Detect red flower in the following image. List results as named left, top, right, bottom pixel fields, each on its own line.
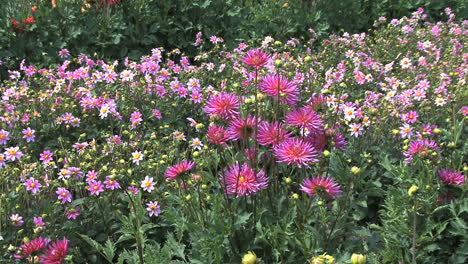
left=242, top=49, right=270, bottom=69
left=207, top=124, right=229, bottom=145
left=300, top=176, right=342, bottom=199
left=39, top=238, right=68, bottom=264
left=220, top=162, right=268, bottom=197
left=15, top=237, right=50, bottom=259
left=25, top=17, right=36, bottom=24
left=259, top=74, right=299, bottom=106
left=273, top=137, right=319, bottom=168
left=165, top=160, right=195, bottom=180
left=32, top=6, right=38, bottom=12
left=203, top=92, right=239, bottom=120
left=257, top=121, right=291, bottom=146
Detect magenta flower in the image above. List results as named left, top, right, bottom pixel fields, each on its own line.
left=257, top=121, right=291, bottom=146
left=273, top=138, right=319, bottom=168
left=88, top=181, right=104, bottom=196
left=15, top=237, right=50, bottom=259
left=86, top=170, right=98, bottom=183
left=66, top=207, right=81, bottom=220
left=152, top=109, right=162, bottom=119
left=39, top=151, right=54, bottom=164
left=227, top=115, right=258, bottom=141
left=242, top=49, right=270, bottom=69
left=39, top=237, right=68, bottom=264
left=438, top=169, right=465, bottom=185
left=220, top=162, right=269, bottom=197
left=461, top=106, right=468, bottom=116
left=33, top=216, right=45, bottom=228
left=165, top=160, right=195, bottom=180
left=403, top=139, right=439, bottom=163
left=207, top=124, right=229, bottom=145
left=24, top=177, right=41, bottom=194
left=22, top=127, right=36, bottom=142
left=104, top=176, right=121, bottom=190
left=259, top=74, right=299, bottom=106
left=285, top=107, right=324, bottom=131
left=300, top=176, right=342, bottom=199
left=203, top=92, right=239, bottom=119
left=146, top=201, right=161, bottom=217
left=130, top=111, right=142, bottom=128
left=56, top=188, right=72, bottom=204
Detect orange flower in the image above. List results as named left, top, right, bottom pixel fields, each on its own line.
left=51, top=0, right=57, bottom=8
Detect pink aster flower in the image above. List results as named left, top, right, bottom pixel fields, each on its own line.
left=257, top=121, right=291, bottom=146
left=242, top=49, right=270, bottom=69
left=146, top=201, right=161, bottom=217
left=127, top=186, right=138, bottom=196
left=203, top=92, right=239, bottom=119
left=190, top=91, right=203, bottom=103
left=141, top=176, right=156, bottom=192
left=10, top=214, right=24, bottom=227
left=104, top=176, right=121, bottom=190
left=402, top=111, right=418, bottom=124
left=403, top=139, right=439, bottom=163
left=4, top=146, right=24, bottom=161
left=438, top=169, right=465, bottom=185
left=56, top=187, right=72, bottom=204
left=152, top=109, right=162, bottom=119
left=207, top=124, right=229, bottom=145
left=259, top=74, right=299, bottom=106
left=66, top=207, right=80, bottom=220
left=130, top=111, right=142, bottom=128
left=24, top=177, right=41, bottom=194
left=349, top=123, right=364, bottom=137
left=273, top=138, right=319, bottom=168
left=399, top=123, right=413, bottom=139
left=88, top=181, right=104, bottom=196
left=22, top=127, right=36, bottom=142
left=220, top=162, right=268, bottom=197
left=39, top=237, right=68, bottom=264
left=285, top=107, right=324, bottom=131
left=0, top=129, right=10, bottom=145
left=227, top=115, right=258, bottom=141
left=85, top=170, right=98, bottom=183
left=300, top=176, right=342, bottom=199
left=165, top=160, right=195, bottom=180
left=461, top=106, right=468, bottom=116
left=33, top=216, right=45, bottom=228
left=39, top=151, right=54, bottom=164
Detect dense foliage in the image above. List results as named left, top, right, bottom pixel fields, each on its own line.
left=0, top=6, right=467, bottom=264
left=0, top=0, right=467, bottom=71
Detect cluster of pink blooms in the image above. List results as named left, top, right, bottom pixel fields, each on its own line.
left=14, top=237, right=68, bottom=264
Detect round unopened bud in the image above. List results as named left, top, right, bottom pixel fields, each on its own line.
left=408, top=185, right=418, bottom=197
left=351, top=166, right=361, bottom=175
left=350, top=253, right=366, bottom=264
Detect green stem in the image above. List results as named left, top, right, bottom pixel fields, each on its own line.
left=412, top=196, right=417, bottom=264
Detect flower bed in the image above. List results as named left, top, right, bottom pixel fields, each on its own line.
left=0, top=8, right=466, bottom=264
